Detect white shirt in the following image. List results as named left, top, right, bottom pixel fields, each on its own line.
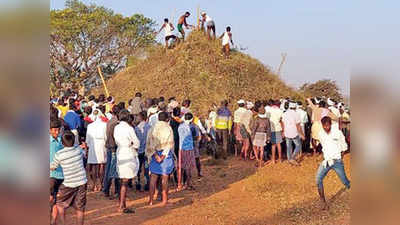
left=269, top=106, right=283, bottom=132
left=86, top=119, right=107, bottom=145
left=164, top=23, right=173, bottom=37
left=148, top=112, right=159, bottom=128
left=195, top=119, right=207, bottom=135
left=234, top=107, right=247, bottom=123
left=222, top=31, right=231, bottom=46
left=296, top=108, right=308, bottom=124
left=114, top=121, right=140, bottom=157
left=86, top=119, right=108, bottom=164
left=282, top=109, right=301, bottom=138
left=318, top=128, right=347, bottom=165
left=207, top=111, right=217, bottom=133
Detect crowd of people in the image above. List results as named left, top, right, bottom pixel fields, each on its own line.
left=49, top=89, right=351, bottom=224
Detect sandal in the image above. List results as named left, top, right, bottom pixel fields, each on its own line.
left=263, top=161, right=271, bottom=166
left=121, top=208, right=135, bottom=214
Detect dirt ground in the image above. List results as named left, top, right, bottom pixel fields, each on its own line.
left=65, top=153, right=350, bottom=225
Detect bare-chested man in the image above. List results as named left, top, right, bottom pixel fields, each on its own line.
left=177, top=11, right=193, bottom=40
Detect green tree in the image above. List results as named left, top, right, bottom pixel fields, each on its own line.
left=50, top=0, right=156, bottom=89
left=299, top=79, right=343, bottom=101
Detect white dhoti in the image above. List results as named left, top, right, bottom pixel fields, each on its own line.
left=87, top=139, right=107, bottom=164
left=116, top=146, right=139, bottom=179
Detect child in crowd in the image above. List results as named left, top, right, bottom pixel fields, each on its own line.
left=50, top=119, right=64, bottom=225
left=50, top=131, right=87, bottom=225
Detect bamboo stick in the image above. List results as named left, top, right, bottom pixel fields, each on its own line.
left=97, top=66, right=110, bottom=97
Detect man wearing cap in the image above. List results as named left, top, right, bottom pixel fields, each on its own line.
left=200, top=12, right=216, bottom=40
left=282, top=102, right=305, bottom=165
left=233, top=100, right=250, bottom=159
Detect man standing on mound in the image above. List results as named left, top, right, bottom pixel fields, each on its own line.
left=158, top=18, right=176, bottom=49
left=177, top=11, right=193, bottom=40
left=219, top=26, right=234, bottom=57
left=316, top=116, right=350, bottom=210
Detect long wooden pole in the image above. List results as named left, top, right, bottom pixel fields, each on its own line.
left=277, top=53, right=287, bottom=77
left=97, top=66, right=110, bottom=97
left=197, top=5, right=200, bottom=29
left=171, top=8, right=176, bottom=23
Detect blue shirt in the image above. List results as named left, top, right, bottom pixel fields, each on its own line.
left=148, top=113, right=159, bottom=128
left=135, top=121, right=151, bottom=154
left=64, top=110, right=82, bottom=130
left=50, top=135, right=64, bottom=179
left=190, top=123, right=200, bottom=139
left=178, top=123, right=194, bottom=151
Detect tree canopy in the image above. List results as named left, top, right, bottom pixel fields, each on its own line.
left=299, top=79, right=343, bottom=101
left=50, top=0, right=156, bottom=92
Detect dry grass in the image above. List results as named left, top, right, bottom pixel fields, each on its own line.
left=92, top=30, right=303, bottom=116
left=72, top=154, right=350, bottom=225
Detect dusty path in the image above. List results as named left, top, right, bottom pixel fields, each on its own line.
left=66, top=154, right=350, bottom=225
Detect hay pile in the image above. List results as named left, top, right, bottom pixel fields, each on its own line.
left=92, top=30, right=302, bottom=115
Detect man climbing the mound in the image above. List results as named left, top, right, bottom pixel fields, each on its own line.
left=177, top=11, right=194, bottom=40
left=158, top=18, right=176, bottom=49
left=219, top=26, right=234, bottom=58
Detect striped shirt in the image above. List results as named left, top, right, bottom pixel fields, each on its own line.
left=50, top=146, right=87, bottom=188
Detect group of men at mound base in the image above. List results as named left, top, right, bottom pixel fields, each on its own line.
left=157, top=11, right=233, bottom=57
left=49, top=89, right=351, bottom=224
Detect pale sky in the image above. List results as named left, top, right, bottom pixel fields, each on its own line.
left=50, top=0, right=400, bottom=96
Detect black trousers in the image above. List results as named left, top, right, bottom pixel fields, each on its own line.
left=216, top=129, right=229, bottom=159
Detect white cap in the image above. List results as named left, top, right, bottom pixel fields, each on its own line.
left=289, top=102, right=297, bottom=109
left=147, top=107, right=158, bottom=115
left=327, top=98, right=335, bottom=106
left=184, top=117, right=193, bottom=124
left=201, top=11, right=206, bottom=16
left=237, top=99, right=245, bottom=104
